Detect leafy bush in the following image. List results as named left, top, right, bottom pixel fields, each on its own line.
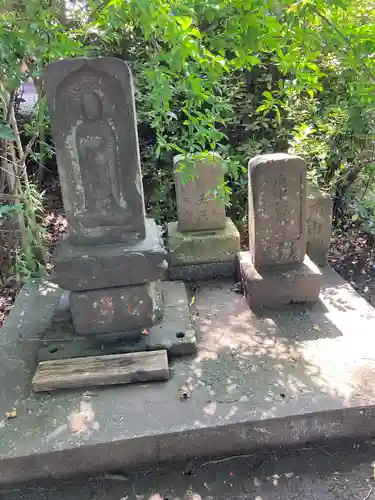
left=0, top=0, right=86, bottom=280
left=90, top=0, right=375, bottom=228
left=2, top=0, right=375, bottom=282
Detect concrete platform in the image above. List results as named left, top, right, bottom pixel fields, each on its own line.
left=2, top=268, right=375, bottom=485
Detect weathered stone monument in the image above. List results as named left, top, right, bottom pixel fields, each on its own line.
left=306, top=184, right=333, bottom=267
left=39, top=57, right=195, bottom=364
left=237, top=153, right=323, bottom=308
left=167, top=153, right=240, bottom=281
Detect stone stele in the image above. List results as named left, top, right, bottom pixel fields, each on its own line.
left=239, top=153, right=322, bottom=308
left=248, top=153, right=307, bottom=267
left=306, top=183, right=333, bottom=267
left=168, top=153, right=240, bottom=281
left=174, top=153, right=226, bottom=232
left=42, top=57, right=194, bottom=348
left=43, top=57, right=146, bottom=245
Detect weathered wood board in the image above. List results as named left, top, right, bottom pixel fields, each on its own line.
left=32, top=350, right=169, bottom=392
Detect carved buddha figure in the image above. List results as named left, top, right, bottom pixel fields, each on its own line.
left=76, top=91, right=121, bottom=213
left=308, top=206, right=323, bottom=239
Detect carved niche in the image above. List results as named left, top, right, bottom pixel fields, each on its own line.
left=43, top=58, right=146, bottom=240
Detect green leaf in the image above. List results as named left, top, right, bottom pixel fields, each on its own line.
left=256, top=103, right=271, bottom=113
left=0, top=203, right=21, bottom=215
left=275, top=107, right=281, bottom=124
left=0, top=124, right=15, bottom=141
left=263, top=91, right=273, bottom=101
left=246, top=55, right=261, bottom=67
left=176, top=16, right=192, bottom=31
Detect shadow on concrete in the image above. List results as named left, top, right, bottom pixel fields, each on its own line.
left=322, top=285, right=356, bottom=313
left=321, top=268, right=375, bottom=316
left=254, top=301, right=341, bottom=341
left=181, top=277, right=373, bottom=419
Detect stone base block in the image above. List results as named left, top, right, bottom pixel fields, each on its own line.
left=70, top=282, right=163, bottom=336
left=70, top=223, right=146, bottom=246
left=169, top=261, right=235, bottom=281
left=38, top=281, right=196, bottom=361
left=51, top=218, right=167, bottom=291
left=238, top=252, right=322, bottom=309
left=167, top=217, right=240, bottom=266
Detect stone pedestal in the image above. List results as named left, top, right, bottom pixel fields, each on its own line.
left=70, top=281, right=163, bottom=336
left=42, top=57, right=196, bottom=355
left=51, top=219, right=167, bottom=291
left=38, top=281, right=196, bottom=361
left=51, top=218, right=167, bottom=338
left=168, top=154, right=240, bottom=281
left=237, top=252, right=322, bottom=308
left=168, top=218, right=240, bottom=265
left=307, top=184, right=333, bottom=267
left=239, top=154, right=322, bottom=309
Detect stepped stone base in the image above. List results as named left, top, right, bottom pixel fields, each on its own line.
left=237, top=252, right=322, bottom=309
left=38, top=281, right=196, bottom=361
left=52, top=218, right=167, bottom=291
left=167, top=217, right=240, bottom=266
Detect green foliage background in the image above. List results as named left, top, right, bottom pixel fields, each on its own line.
left=2, top=0, right=375, bottom=238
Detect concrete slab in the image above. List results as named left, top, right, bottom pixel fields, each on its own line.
left=2, top=268, right=375, bottom=485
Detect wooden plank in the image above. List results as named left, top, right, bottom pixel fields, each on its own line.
left=32, top=350, right=169, bottom=392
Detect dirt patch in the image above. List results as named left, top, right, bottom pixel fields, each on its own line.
left=328, top=222, right=375, bottom=307
left=0, top=279, right=21, bottom=327
left=0, top=178, right=66, bottom=327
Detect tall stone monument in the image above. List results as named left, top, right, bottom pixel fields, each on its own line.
left=237, top=153, right=322, bottom=308
left=41, top=57, right=195, bottom=358
left=168, top=153, right=240, bottom=281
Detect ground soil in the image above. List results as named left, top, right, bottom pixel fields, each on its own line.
left=0, top=178, right=66, bottom=327
left=328, top=223, right=375, bottom=307
left=0, top=183, right=375, bottom=327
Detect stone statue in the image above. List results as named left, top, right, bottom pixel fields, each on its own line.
left=43, top=57, right=147, bottom=243
left=76, top=92, right=121, bottom=213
